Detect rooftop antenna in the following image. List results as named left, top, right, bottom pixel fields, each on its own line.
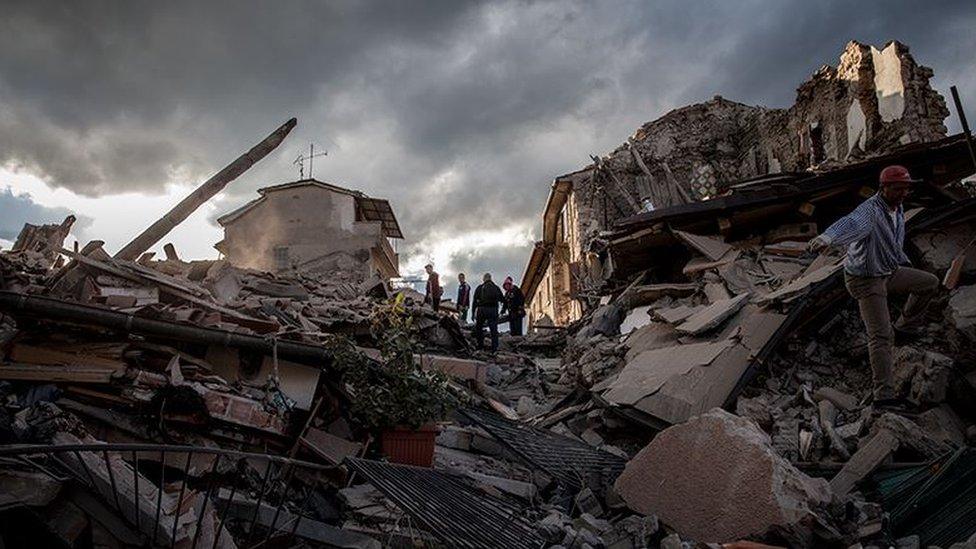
left=293, top=143, right=328, bottom=179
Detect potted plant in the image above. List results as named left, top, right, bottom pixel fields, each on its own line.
left=332, top=294, right=454, bottom=466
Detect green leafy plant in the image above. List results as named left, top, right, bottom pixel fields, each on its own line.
left=329, top=294, right=455, bottom=431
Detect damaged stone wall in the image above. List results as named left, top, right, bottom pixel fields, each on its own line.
left=528, top=40, right=950, bottom=325
left=589, top=40, right=948, bottom=231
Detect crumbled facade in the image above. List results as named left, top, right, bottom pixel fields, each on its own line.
left=523, top=40, right=951, bottom=327
left=216, top=179, right=403, bottom=280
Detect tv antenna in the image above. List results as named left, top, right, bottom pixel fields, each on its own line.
left=293, top=143, right=328, bottom=179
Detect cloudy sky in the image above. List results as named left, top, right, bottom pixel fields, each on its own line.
left=2, top=0, right=974, bottom=295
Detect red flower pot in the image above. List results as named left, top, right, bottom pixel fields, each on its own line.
left=381, top=424, right=439, bottom=467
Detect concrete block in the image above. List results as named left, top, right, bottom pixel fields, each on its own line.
left=614, top=408, right=832, bottom=542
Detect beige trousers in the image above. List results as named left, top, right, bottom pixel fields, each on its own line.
left=844, top=267, right=939, bottom=400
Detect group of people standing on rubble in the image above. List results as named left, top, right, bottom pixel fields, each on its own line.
left=424, top=264, right=525, bottom=353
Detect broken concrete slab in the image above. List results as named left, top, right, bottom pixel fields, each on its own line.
left=301, top=427, right=363, bottom=465
left=614, top=408, right=832, bottom=542
left=604, top=339, right=735, bottom=407
left=675, top=293, right=749, bottom=335
left=466, top=471, right=537, bottom=500
left=652, top=304, right=704, bottom=325
left=419, top=354, right=489, bottom=383
left=758, top=262, right=843, bottom=305
left=619, top=305, right=653, bottom=336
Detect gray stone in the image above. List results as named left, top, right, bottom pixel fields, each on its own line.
left=436, top=425, right=472, bottom=451
left=894, top=535, right=920, bottom=549
left=911, top=351, right=952, bottom=405
left=575, top=487, right=604, bottom=517
left=660, top=533, right=683, bottom=549
left=466, top=471, right=537, bottom=500
left=949, top=285, right=976, bottom=341
left=736, top=395, right=774, bottom=431
left=516, top=395, right=536, bottom=416
left=574, top=513, right=611, bottom=534
left=917, top=406, right=967, bottom=446
left=581, top=428, right=604, bottom=447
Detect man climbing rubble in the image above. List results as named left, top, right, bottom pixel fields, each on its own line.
left=808, top=165, right=939, bottom=408
left=472, top=273, right=504, bottom=353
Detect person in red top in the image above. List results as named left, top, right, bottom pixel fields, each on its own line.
left=424, top=264, right=443, bottom=312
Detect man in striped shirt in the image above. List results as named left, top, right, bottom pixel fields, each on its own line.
left=808, top=165, right=939, bottom=406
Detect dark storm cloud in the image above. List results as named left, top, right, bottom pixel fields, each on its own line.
left=1, top=0, right=974, bottom=277
left=0, top=187, right=92, bottom=241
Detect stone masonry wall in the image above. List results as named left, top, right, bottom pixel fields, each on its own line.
left=570, top=40, right=949, bottom=257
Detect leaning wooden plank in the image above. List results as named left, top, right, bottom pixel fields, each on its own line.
left=114, top=118, right=297, bottom=260
left=0, top=363, right=116, bottom=383
left=830, top=429, right=899, bottom=496
left=9, top=344, right=127, bottom=371
left=673, top=230, right=733, bottom=261
left=676, top=293, right=750, bottom=335
left=682, top=249, right=741, bottom=275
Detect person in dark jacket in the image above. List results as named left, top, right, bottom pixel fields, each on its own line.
left=501, top=276, right=526, bottom=336
left=472, top=273, right=504, bottom=352
left=424, top=264, right=442, bottom=312
left=456, top=273, right=471, bottom=324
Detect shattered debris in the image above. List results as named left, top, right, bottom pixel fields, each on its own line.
left=3, top=38, right=976, bottom=549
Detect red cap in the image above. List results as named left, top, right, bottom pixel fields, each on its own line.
left=879, top=165, right=920, bottom=185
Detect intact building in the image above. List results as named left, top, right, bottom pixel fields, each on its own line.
left=216, top=179, right=403, bottom=279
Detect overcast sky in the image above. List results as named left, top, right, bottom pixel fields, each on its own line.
left=1, top=0, right=974, bottom=295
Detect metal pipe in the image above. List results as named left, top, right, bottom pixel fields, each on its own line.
left=951, top=86, right=976, bottom=171
left=114, top=118, right=297, bottom=261
left=0, top=443, right=336, bottom=471
left=0, top=291, right=334, bottom=369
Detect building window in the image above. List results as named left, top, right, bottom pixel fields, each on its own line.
left=273, top=246, right=290, bottom=270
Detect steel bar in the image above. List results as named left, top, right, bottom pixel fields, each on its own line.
left=951, top=86, right=976, bottom=171
left=0, top=443, right=337, bottom=471
left=213, top=460, right=242, bottom=549
left=263, top=469, right=294, bottom=544
left=133, top=451, right=140, bottom=531
left=461, top=407, right=625, bottom=492
left=171, top=452, right=194, bottom=549
left=287, top=485, right=315, bottom=542
left=102, top=450, right=123, bottom=514
left=244, top=461, right=275, bottom=547
left=191, top=455, right=222, bottom=549
left=152, top=450, right=166, bottom=545
left=345, top=457, right=543, bottom=549
left=72, top=450, right=98, bottom=489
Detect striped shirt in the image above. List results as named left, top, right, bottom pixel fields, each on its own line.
left=821, top=193, right=910, bottom=277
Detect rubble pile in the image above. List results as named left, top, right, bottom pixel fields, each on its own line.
left=3, top=47, right=976, bottom=549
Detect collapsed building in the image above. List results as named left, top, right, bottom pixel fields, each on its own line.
left=1, top=40, right=976, bottom=549
left=523, top=40, right=950, bottom=328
